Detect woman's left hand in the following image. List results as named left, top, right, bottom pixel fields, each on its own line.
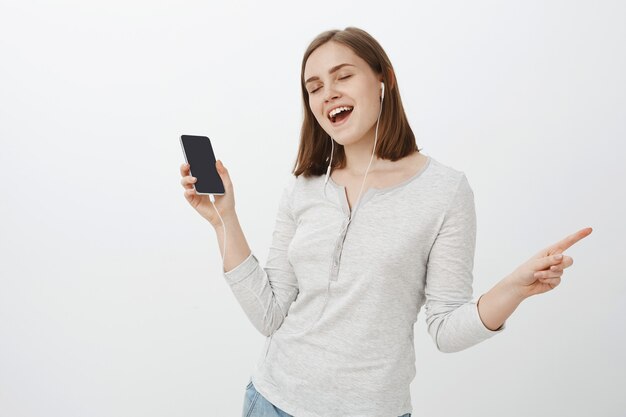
left=506, top=227, right=593, bottom=299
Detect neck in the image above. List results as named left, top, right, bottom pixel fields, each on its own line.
left=342, top=126, right=383, bottom=176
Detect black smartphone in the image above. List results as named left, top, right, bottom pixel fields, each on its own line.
left=179, top=135, right=225, bottom=195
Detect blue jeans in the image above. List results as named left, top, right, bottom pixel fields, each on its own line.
left=243, top=378, right=411, bottom=417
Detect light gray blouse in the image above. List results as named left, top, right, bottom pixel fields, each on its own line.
left=223, top=154, right=505, bottom=417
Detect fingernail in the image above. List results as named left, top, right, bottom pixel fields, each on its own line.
left=555, top=254, right=563, bottom=260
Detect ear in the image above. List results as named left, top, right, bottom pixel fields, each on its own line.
left=381, top=68, right=396, bottom=91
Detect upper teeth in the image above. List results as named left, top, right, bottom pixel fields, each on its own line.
left=329, top=106, right=353, bottom=118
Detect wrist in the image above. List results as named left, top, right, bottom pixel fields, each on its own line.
left=502, top=274, right=531, bottom=302
left=211, top=210, right=238, bottom=229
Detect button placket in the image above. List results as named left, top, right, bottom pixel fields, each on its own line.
left=330, top=217, right=350, bottom=281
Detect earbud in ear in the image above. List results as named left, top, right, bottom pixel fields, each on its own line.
left=380, top=82, right=385, bottom=101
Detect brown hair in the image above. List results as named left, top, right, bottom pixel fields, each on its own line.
left=292, top=26, right=422, bottom=178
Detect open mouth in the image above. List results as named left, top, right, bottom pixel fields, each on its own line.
left=328, top=106, right=354, bottom=125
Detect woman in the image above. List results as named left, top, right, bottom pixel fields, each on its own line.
left=179, top=27, right=591, bottom=417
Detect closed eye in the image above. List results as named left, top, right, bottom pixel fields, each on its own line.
left=309, top=75, right=352, bottom=94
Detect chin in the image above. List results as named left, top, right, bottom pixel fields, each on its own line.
left=324, top=125, right=358, bottom=144
left=332, top=135, right=361, bottom=147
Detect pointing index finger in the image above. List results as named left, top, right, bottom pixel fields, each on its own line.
left=551, top=227, right=593, bottom=252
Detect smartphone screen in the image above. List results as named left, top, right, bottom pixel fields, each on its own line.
left=180, top=135, right=225, bottom=195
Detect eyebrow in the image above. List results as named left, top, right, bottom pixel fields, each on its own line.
left=305, top=63, right=355, bottom=85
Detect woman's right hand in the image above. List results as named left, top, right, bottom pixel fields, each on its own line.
left=180, top=160, right=236, bottom=228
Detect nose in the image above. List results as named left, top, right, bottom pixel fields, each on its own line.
left=324, top=85, right=340, bottom=103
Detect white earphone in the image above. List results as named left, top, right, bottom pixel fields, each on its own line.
left=213, top=79, right=387, bottom=362
left=324, top=81, right=385, bottom=186
left=292, top=79, right=386, bottom=345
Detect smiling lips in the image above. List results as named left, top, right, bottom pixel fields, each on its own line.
left=328, top=106, right=354, bottom=125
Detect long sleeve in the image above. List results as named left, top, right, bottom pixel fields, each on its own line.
left=222, top=176, right=299, bottom=337
left=424, top=173, right=505, bottom=353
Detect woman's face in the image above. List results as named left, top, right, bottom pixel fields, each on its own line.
left=304, top=41, right=383, bottom=147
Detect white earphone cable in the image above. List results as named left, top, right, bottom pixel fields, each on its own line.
left=210, top=194, right=226, bottom=272
left=217, top=82, right=385, bottom=362
left=280, top=81, right=386, bottom=340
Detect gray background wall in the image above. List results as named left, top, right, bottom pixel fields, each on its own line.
left=1, top=1, right=624, bottom=416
